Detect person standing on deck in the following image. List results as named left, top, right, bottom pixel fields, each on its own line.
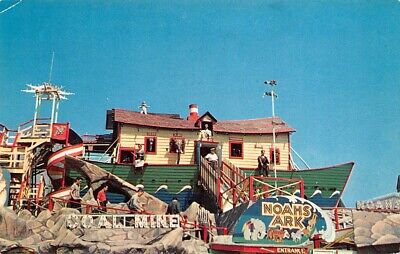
left=175, top=139, right=183, bottom=165
left=69, top=177, right=82, bottom=209
left=135, top=144, right=145, bottom=171
left=166, top=196, right=181, bottom=215
left=205, top=148, right=218, bottom=170
left=257, top=150, right=269, bottom=176
left=97, top=185, right=108, bottom=212
left=127, top=187, right=145, bottom=213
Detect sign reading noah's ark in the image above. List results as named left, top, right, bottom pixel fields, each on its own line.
left=233, top=196, right=335, bottom=246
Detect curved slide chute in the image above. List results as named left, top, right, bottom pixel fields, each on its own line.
left=47, top=144, right=84, bottom=188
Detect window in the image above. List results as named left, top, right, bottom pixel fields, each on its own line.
left=169, top=138, right=185, bottom=153
left=269, top=148, right=280, bottom=165
left=118, top=148, right=135, bottom=164
left=229, top=142, right=243, bottom=159
left=144, top=137, right=157, bottom=154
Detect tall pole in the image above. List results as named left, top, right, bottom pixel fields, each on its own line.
left=32, top=93, right=40, bottom=136
left=49, top=51, right=55, bottom=83
left=264, top=80, right=278, bottom=189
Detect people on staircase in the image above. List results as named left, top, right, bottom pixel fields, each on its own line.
left=127, top=187, right=145, bottom=213
left=69, top=177, right=82, bottom=209
left=97, top=185, right=108, bottom=212
left=257, top=150, right=269, bottom=177
left=205, top=148, right=218, bottom=170
left=166, top=196, right=181, bottom=215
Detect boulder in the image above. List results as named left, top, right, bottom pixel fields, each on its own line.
left=0, top=207, right=31, bottom=240
left=52, top=229, right=78, bottom=247
left=46, top=219, right=55, bottom=228
left=41, top=230, right=55, bottom=240
left=159, top=228, right=183, bottom=248
left=18, top=209, right=35, bottom=221
left=18, top=233, right=42, bottom=247
left=182, top=238, right=209, bottom=254
left=107, top=233, right=127, bottom=241
left=26, top=220, right=43, bottom=230
left=81, top=229, right=114, bottom=242
left=184, top=202, right=200, bottom=222
left=0, top=237, right=17, bottom=247
left=35, top=209, right=53, bottom=224
left=72, top=249, right=87, bottom=254
left=127, top=231, right=147, bottom=243
left=50, top=207, right=80, bottom=222
left=38, top=240, right=56, bottom=254
left=49, top=215, right=67, bottom=234
left=94, top=242, right=111, bottom=253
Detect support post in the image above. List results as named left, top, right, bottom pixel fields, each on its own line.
left=32, top=94, right=41, bottom=136
left=263, top=182, right=269, bottom=199
left=300, top=180, right=305, bottom=199
left=249, top=177, right=255, bottom=202
left=334, top=208, right=340, bottom=230
left=54, top=99, right=60, bottom=123
left=232, top=180, right=237, bottom=208
left=48, top=197, right=54, bottom=211
left=202, top=226, right=208, bottom=243
left=217, top=174, right=222, bottom=209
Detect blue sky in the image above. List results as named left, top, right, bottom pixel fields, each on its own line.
left=1, top=0, right=399, bottom=206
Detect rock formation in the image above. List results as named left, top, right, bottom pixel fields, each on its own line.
left=0, top=204, right=210, bottom=253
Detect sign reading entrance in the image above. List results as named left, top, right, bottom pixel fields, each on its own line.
left=233, top=196, right=335, bottom=246
left=66, top=214, right=180, bottom=229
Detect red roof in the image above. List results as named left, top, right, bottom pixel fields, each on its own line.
left=113, top=109, right=295, bottom=134
left=114, top=109, right=198, bottom=130
left=215, top=118, right=295, bottom=134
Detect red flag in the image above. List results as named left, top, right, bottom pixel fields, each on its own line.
left=51, top=123, right=69, bottom=141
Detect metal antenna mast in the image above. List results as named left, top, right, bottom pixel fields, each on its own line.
left=48, top=51, right=55, bottom=83
left=264, top=80, right=278, bottom=189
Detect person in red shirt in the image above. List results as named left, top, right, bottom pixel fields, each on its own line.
left=97, top=185, right=108, bottom=212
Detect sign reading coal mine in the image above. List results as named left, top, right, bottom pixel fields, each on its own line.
left=233, top=196, right=335, bottom=246
left=66, top=214, right=180, bottom=229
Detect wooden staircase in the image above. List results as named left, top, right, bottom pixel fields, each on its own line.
left=0, top=120, right=51, bottom=207
left=199, top=157, right=305, bottom=212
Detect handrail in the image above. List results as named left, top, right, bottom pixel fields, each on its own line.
left=98, top=137, right=119, bottom=162
left=18, top=118, right=51, bottom=129
left=325, top=207, right=354, bottom=230
left=181, top=220, right=229, bottom=243
left=221, top=159, right=245, bottom=183
left=51, top=196, right=153, bottom=215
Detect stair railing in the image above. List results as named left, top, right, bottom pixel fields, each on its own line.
left=221, top=159, right=246, bottom=185
left=199, top=157, right=220, bottom=206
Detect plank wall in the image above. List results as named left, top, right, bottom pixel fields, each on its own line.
left=120, top=126, right=198, bottom=164
left=119, top=125, right=291, bottom=170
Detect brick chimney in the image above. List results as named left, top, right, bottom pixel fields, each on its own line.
left=187, top=104, right=199, bottom=122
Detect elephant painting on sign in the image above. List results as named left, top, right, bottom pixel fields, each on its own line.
left=242, top=219, right=266, bottom=241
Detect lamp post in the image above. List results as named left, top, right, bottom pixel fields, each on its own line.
left=264, top=80, right=278, bottom=189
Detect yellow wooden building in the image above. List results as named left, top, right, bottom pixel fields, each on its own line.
left=106, top=104, right=295, bottom=171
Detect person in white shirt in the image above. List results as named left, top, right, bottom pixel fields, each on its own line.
left=205, top=148, right=218, bottom=169
left=69, top=177, right=82, bottom=209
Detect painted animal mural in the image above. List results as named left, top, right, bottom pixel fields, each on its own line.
left=291, top=229, right=304, bottom=243
left=302, top=214, right=318, bottom=236
left=242, top=219, right=266, bottom=241
left=267, top=227, right=286, bottom=243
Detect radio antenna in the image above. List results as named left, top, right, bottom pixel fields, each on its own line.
left=48, top=51, right=55, bottom=83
